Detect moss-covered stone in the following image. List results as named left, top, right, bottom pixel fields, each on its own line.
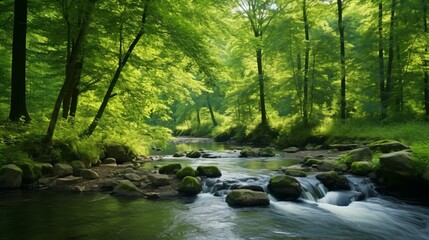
left=173, top=151, right=185, bottom=157
left=176, top=166, right=198, bottom=179
left=159, top=163, right=182, bottom=174
left=53, top=163, right=73, bottom=177
left=178, top=176, right=202, bottom=195
left=302, top=158, right=323, bottom=167
left=112, top=180, right=142, bottom=196
left=148, top=174, right=171, bottom=187
left=104, top=143, right=136, bottom=164
left=368, top=140, right=410, bottom=153
left=0, top=164, right=23, bottom=188
left=226, top=189, right=270, bottom=207
left=197, top=165, right=222, bottom=178
left=351, top=162, right=373, bottom=176
left=240, top=147, right=257, bottom=157
left=316, top=171, right=350, bottom=191
left=281, top=168, right=307, bottom=177
left=18, top=162, right=42, bottom=183
left=80, top=169, right=99, bottom=180
left=71, top=160, right=86, bottom=170
left=259, top=147, right=276, bottom=157
left=345, top=148, right=373, bottom=164
left=186, top=151, right=201, bottom=158
left=267, top=175, right=302, bottom=201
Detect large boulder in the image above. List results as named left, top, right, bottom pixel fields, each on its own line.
left=124, top=173, right=141, bottom=182
left=186, top=151, right=201, bottom=158
left=53, top=163, right=73, bottom=177
left=197, top=165, right=222, bottom=178
left=104, top=144, right=136, bottom=164
left=316, top=171, right=350, bottom=191
left=178, top=176, right=202, bottom=195
left=240, top=147, right=258, bottom=157
left=71, top=160, right=86, bottom=176
left=176, top=166, right=198, bottom=179
left=173, top=152, right=185, bottom=157
left=379, top=151, right=416, bottom=177
left=148, top=174, right=170, bottom=187
left=280, top=168, right=307, bottom=177
left=19, top=162, right=42, bottom=183
left=259, top=147, right=276, bottom=157
left=40, top=163, right=53, bottom=176
left=267, top=175, right=302, bottom=201
left=159, top=163, right=182, bottom=175
left=80, top=169, right=99, bottom=180
left=53, top=176, right=82, bottom=187
left=351, top=162, right=373, bottom=176
left=368, top=140, right=410, bottom=153
left=226, top=189, right=270, bottom=207
left=0, top=164, right=23, bottom=188
left=345, top=148, right=373, bottom=164
left=112, top=180, right=142, bottom=197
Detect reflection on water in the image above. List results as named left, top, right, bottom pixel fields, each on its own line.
left=1, top=139, right=429, bottom=240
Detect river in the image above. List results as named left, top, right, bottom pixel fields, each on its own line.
left=0, top=138, right=428, bottom=240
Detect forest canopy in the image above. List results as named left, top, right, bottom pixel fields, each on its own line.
left=1, top=0, right=428, bottom=161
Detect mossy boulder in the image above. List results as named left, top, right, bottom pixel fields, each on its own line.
left=351, top=162, right=373, bottom=176
left=379, top=151, right=416, bottom=177
left=259, top=147, right=276, bottom=157
left=159, top=163, right=182, bottom=174
left=226, top=189, right=270, bottom=207
left=368, top=140, right=410, bottom=153
left=53, top=163, right=73, bottom=177
left=112, top=180, right=142, bottom=196
left=40, top=163, right=53, bottom=176
left=0, top=164, right=23, bottom=188
left=240, top=147, right=258, bottom=157
left=173, top=151, right=185, bottom=157
left=280, top=168, right=307, bottom=177
left=176, top=166, right=198, bottom=179
left=197, top=165, right=222, bottom=178
left=345, top=148, right=373, bottom=164
left=316, top=160, right=337, bottom=172
left=186, top=151, right=201, bottom=158
left=80, top=169, right=99, bottom=180
left=178, top=176, right=202, bottom=195
left=302, top=158, right=323, bottom=167
left=316, top=171, right=350, bottom=191
left=104, top=144, right=136, bottom=164
left=267, top=175, right=302, bottom=201
left=18, top=162, right=42, bottom=183
left=148, top=174, right=170, bottom=187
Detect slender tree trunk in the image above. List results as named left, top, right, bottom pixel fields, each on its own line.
left=9, top=0, right=31, bottom=122
left=395, top=44, right=403, bottom=112
left=196, top=108, right=201, bottom=128
left=255, top=46, right=268, bottom=128
left=44, top=12, right=92, bottom=145
left=423, top=0, right=429, bottom=118
left=69, top=58, right=83, bottom=118
left=207, top=94, right=218, bottom=127
left=378, top=2, right=388, bottom=119
left=81, top=0, right=150, bottom=138
left=337, top=0, right=346, bottom=120
left=302, top=0, right=310, bottom=128
left=385, top=0, right=396, bottom=115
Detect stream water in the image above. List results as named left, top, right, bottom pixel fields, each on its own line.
left=0, top=138, right=428, bottom=240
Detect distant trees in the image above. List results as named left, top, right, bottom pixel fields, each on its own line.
left=9, top=0, right=30, bottom=122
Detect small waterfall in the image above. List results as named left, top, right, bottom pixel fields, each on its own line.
left=297, top=176, right=328, bottom=202
left=346, top=175, right=378, bottom=200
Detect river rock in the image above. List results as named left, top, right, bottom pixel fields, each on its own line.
left=379, top=151, right=416, bottom=177
left=226, top=189, right=270, bottom=207
left=267, top=175, right=302, bottom=201
left=53, top=163, right=73, bottom=177
left=283, top=147, right=301, bottom=153
left=240, top=147, right=258, bottom=157
left=317, top=160, right=337, bottom=171
left=345, top=147, right=373, bottom=164
left=112, top=180, right=142, bottom=197
left=316, top=171, right=350, bottom=191
left=230, top=184, right=265, bottom=192
left=148, top=174, right=170, bottom=187
left=71, top=160, right=86, bottom=170
left=351, top=162, right=373, bottom=176
left=81, top=169, right=99, bottom=180
left=280, top=168, right=307, bottom=177
left=369, top=140, right=410, bottom=153
left=159, top=163, right=182, bottom=174
left=173, top=152, right=185, bottom=157
left=259, top=147, right=276, bottom=157
left=197, top=165, right=222, bottom=178
left=329, top=144, right=358, bottom=151
left=124, top=173, right=141, bottom=181
left=103, top=158, right=117, bottom=164
left=19, top=162, right=42, bottom=183
left=104, top=144, right=136, bottom=164
left=40, top=163, right=53, bottom=176
left=201, top=153, right=220, bottom=158
left=186, top=151, right=201, bottom=158
left=176, top=166, right=198, bottom=179
left=0, top=164, right=23, bottom=188
left=178, top=176, right=202, bottom=195
left=53, top=176, right=82, bottom=187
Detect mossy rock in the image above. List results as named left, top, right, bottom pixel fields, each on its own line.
left=351, top=162, right=373, bottom=176
left=379, top=151, right=416, bottom=177
left=302, top=158, right=323, bottom=167
left=173, top=152, right=185, bottom=157
left=159, top=163, right=182, bottom=175
left=226, top=189, right=270, bottom=207
left=71, top=160, right=86, bottom=170
left=178, top=176, right=202, bottom=195
left=280, top=168, right=307, bottom=177
left=53, top=163, right=73, bottom=177
left=0, top=164, right=23, bottom=188
left=240, top=147, right=257, bottom=157
left=341, top=148, right=373, bottom=165
left=104, top=143, right=136, bottom=164
left=259, top=147, right=276, bottom=157
left=368, top=140, right=410, bottom=153
left=186, top=151, right=201, bottom=158
left=267, top=175, right=302, bottom=201
left=316, top=171, right=350, bottom=191
left=18, top=162, right=42, bottom=183
left=176, top=166, right=198, bottom=179
left=197, top=165, right=222, bottom=178
left=113, top=180, right=142, bottom=197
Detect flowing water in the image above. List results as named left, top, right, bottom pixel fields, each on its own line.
left=1, top=138, right=428, bottom=240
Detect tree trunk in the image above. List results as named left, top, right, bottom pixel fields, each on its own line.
left=395, top=44, right=403, bottom=112
left=196, top=108, right=201, bottom=128
left=378, top=2, right=387, bottom=119
left=302, top=0, right=310, bottom=128
left=44, top=11, right=92, bottom=145
left=255, top=47, right=268, bottom=128
left=385, top=0, right=396, bottom=115
left=9, top=0, right=31, bottom=122
left=337, top=0, right=346, bottom=120
left=423, top=0, right=429, bottom=118
left=81, top=0, right=150, bottom=138
left=207, top=94, right=218, bottom=127
left=69, top=59, right=83, bottom=118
